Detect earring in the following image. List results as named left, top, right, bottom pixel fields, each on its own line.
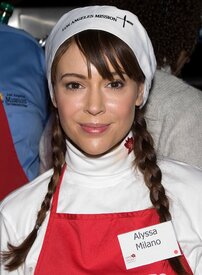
left=124, top=137, right=134, bottom=154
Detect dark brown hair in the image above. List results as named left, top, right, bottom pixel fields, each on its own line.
left=1, top=30, right=188, bottom=274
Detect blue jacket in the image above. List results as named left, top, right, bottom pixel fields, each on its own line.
left=0, top=23, right=50, bottom=180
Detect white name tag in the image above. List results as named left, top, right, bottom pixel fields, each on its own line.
left=118, top=221, right=181, bottom=270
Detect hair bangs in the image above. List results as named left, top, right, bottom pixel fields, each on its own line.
left=74, top=30, right=145, bottom=83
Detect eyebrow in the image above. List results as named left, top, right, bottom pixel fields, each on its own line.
left=61, top=73, right=86, bottom=80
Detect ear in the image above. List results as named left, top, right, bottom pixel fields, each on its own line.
left=135, top=83, right=144, bottom=106
left=52, top=87, right=58, bottom=108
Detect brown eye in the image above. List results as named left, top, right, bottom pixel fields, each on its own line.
left=107, top=80, right=124, bottom=89
left=65, top=82, right=82, bottom=90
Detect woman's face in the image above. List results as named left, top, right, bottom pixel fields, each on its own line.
left=53, top=42, right=144, bottom=156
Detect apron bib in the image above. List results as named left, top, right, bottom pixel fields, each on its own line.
left=0, top=99, right=28, bottom=200
left=35, top=164, right=193, bottom=275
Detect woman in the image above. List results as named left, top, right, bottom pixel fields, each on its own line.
left=0, top=5, right=202, bottom=274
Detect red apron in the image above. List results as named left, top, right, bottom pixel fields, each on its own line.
left=0, top=98, right=28, bottom=200
left=35, top=164, right=193, bottom=275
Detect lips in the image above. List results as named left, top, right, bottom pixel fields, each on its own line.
left=80, top=123, right=110, bottom=134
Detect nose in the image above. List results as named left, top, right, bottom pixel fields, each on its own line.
left=84, top=88, right=105, bottom=115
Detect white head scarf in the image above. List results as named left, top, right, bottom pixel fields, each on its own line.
left=45, top=5, right=156, bottom=107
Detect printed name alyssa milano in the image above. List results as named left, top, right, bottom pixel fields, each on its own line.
left=134, top=228, right=161, bottom=250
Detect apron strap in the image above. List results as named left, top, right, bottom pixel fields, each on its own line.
left=0, top=98, right=28, bottom=200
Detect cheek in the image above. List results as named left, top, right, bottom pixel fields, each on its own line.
left=56, top=96, right=81, bottom=117
left=56, top=101, right=74, bottom=126
left=120, top=105, right=135, bottom=127
left=111, top=98, right=135, bottom=122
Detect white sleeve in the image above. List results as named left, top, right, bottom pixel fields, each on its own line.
left=190, top=202, right=202, bottom=275
left=169, top=184, right=202, bottom=274
left=0, top=211, right=24, bottom=275
left=195, top=253, right=202, bottom=275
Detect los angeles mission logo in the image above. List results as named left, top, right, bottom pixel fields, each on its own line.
left=62, top=14, right=133, bottom=31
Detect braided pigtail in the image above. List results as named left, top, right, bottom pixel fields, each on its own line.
left=132, top=107, right=189, bottom=275
left=1, top=108, right=66, bottom=271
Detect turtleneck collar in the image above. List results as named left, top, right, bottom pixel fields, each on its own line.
left=65, top=132, right=135, bottom=178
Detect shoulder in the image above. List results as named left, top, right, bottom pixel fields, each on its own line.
left=159, top=158, right=202, bottom=241
left=153, top=70, right=202, bottom=97
left=0, top=23, right=42, bottom=49
left=159, top=158, right=202, bottom=196
left=0, top=24, right=46, bottom=78
left=0, top=169, right=53, bottom=225
left=146, top=70, right=202, bottom=118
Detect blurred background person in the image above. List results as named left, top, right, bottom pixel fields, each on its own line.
left=0, top=23, right=50, bottom=200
